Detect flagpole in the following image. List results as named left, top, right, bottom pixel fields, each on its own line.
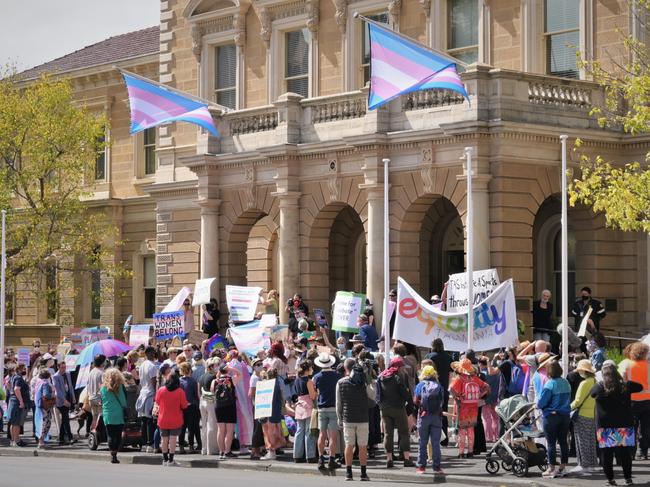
left=465, top=147, right=474, bottom=350
left=0, top=210, right=6, bottom=379
left=560, top=135, right=569, bottom=376
left=114, top=67, right=231, bottom=112
left=382, top=158, right=391, bottom=367
left=352, top=13, right=469, bottom=69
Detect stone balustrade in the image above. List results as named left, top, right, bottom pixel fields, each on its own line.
left=209, top=67, right=606, bottom=153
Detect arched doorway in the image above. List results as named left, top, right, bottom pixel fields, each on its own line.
left=533, top=196, right=576, bottom=316
left=303, top=203, right=366, bottom=313
left=247, top=215, right=279, bottom=292
left=396, top=195, right=463, bottom=299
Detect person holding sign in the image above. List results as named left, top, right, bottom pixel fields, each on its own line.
left=572, top=287, right=606, bottom=333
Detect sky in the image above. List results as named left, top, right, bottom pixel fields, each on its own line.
left=0, top=0, right=160, bottom=71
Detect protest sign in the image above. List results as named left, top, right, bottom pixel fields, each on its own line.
left=446, top=269, right=500, bottom=313
left=260, top=313, right=278, bottom=328
left=314, top=308, right=328, bottom=328
left=76, top=364, right=91, bottom=389
left=265, top=324, right=288, bottom=342
left=64, top=354, right=79, bottom=368
left=206, top=333, right=229, bottom=353
left=394, top=277, right=518, bottom=352
left=129, top=324, right=151, bottom=348
left=332, top=291, right=366, bottom=332
left=187, top=329, right=208, bottom=346
left=254, top=378, right=276, bottom=419
left=153, top=311, right=185, bottom=340
left=80, top=326, right=110, bottom=347
left=577, top=307, right=593, bottom=337
left=162, top=286, right=192, bottom=313
left=226, top=285, right=262, bottom=322
left=229, top=321, right=269, bottom=356
left=17, top=348, right=30, bottom=366
left=192, top=278, right=216, bottom=306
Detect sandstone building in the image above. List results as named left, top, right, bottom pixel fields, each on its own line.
left=7, top=0, right=649, bottom=345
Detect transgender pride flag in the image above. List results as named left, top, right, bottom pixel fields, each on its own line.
left=121, top=72, right=218, bottom=136
left=366, top=20, right=469, bottom=109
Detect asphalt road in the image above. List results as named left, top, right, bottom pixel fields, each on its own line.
left=0, top=455, right=497, bottom=487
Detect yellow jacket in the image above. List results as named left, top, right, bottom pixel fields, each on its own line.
left=570, top=376, right=596, bottom=419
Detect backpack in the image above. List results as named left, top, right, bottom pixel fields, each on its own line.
left=215, top=376, right=236, bottom=408
left=420, top=380, right=443, bottom=415
left=507, top=361, right=525, bottom=396
left=462, top=378, right=481, bottom=404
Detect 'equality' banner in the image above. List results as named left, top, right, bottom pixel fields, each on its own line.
left=226, top=285, right=262, bottom=322
left=153, top=311, right=185, bottom=340
left=394, top=277, right=518, bottom=352
left=446, top=269, right=500, bottom=313
left=332, top=291, right=366, bottom=332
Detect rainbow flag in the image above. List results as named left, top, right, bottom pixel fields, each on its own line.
left=366, top=21, right=468, bottom=109
left=206, top=333, right=228, bottom=353
left=121, top=73, right=218, bottom=136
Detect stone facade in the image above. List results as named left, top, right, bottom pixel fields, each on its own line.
left=7, top=0, right=650, bottom=345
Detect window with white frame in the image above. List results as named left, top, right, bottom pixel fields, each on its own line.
left=285, top=29, right=310, bottom=97
left=361, top=12, right=389, bottom=87
left=544, top=0, right=579, bottom=78
left=214, top=43, right=237, bottom=108
left=143, top=255, right=156, bottom=319
left=143, top=128, right=156, bottom=176
left=447, top=0, right=479, bottom=64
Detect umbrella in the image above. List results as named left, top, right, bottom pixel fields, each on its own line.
left=74, top=339, right=132, bottom=367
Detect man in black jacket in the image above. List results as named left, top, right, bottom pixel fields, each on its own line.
left=571, top=286, right=606, bottom=333
left=336, top=359, right=370, bottom=481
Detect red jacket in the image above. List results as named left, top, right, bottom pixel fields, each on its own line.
left=155, top=386, right=189, bottom=430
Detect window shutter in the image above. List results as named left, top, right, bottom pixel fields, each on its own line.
left=545, top=0, right=580, bottom=78
left=215, top=44, right=237, bottom=108
left=286, top=30, right=309, bottom=97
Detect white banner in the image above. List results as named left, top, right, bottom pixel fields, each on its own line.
left=332, top=291, right=366, bottom=332
left=394, top=276, right=518, bottom=352
left=226, top=285, right=262, bottom=322
left=162, top=286, right=193, bottom=313
left=129, top=324, right=151, bottom=348
left=446, top=268, right=500, bottom=313
left=192, top=278, right=216, bottom=306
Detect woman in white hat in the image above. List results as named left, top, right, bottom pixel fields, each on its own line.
left=570, top=359, right=598, bottom=474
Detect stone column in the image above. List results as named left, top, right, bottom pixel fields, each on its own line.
left=198, top=199, right=221, bottom=279
left=472, top=175, right=492, bottom=270
left=364, top=187, right=385, bottom=334
left=277, top=192, right=301, bottom=323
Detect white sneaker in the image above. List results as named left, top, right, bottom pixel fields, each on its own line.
left=162, top=460, right=169, bottom=467
left=262, top=452, right=277, bottom=460
left=201, top=449, right=207, bottom=456
left=167, top=461, right=180, bottom=467
left=146, top=446, right=154, bottom=453
left=570, top=466, right=585, bottom=475
left=9, top=442, right=17, bottom=447
left=239, top=447, right=251, bottom=456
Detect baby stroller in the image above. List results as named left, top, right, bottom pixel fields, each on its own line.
left=89, top=383, right=142, bottom=451
left=484, top=394, right=548, bottom=477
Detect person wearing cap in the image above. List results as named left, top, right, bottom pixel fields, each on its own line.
left=449, top=358, right=490, bottom=458
left=376, top=357, right=414, bottom=468
left=357, top=314, right=379, bottom=352
left=570, top=359, right=598, bottom=474
left=313, top=352, right=342, bottom=470
left=537, top=360, right=571, bottom=478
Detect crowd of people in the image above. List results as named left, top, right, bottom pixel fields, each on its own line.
left=0, top=289, right=648, bottom=485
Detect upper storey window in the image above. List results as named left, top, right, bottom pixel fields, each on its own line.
left=544, top=0, right=579, bottom=78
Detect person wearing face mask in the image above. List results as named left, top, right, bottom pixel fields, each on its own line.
left=572, top=286, right=606, bottom=333
left=286, top=294, right=309, bottom=337
left=532, top=289, right=554, bottom=342
left=7, top=363, right=32, bottom=447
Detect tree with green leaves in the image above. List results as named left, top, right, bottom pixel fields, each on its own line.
left=0, top=72, right=126, bottom=323
left=570, top=0, right=650, bottom=233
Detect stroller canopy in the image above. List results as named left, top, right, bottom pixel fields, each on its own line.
left=496, top=394, right=535, bottom=423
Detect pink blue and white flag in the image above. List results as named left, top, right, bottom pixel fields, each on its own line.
left=367, top=21, right=469, bottom=109
left=121, top=73, right=218, bottom=136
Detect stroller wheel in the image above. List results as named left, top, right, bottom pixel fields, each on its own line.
left=512, top=457, right=528, bottom=477
left=485, top=459, right=500, bottom=475
left=501, top=460, right=512, bottom=471
left=538, top=460, right=548, bottom=472
left=88, top=433, right=98, bottom=451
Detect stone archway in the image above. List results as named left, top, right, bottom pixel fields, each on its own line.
left=247, top=215, right=279, bottom=291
